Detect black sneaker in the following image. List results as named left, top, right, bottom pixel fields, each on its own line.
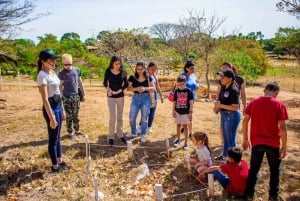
left=214, top=155, right=227, bottom=161
left=107, top=139, right=114, bottom=146
left=59, top=161, right=71, bottom=170
left=120, top=137, right=127, bottom=145
left=51, top=166, right=63, bottom=173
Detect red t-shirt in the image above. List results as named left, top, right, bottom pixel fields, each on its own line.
left=220, top=159, right=249, bottom=196
left=244, top=96, right=288, bottom=148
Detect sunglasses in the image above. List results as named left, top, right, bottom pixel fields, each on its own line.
left=63, top=64, right=72, bottom=66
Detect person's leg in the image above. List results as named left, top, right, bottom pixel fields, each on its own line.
left=183, top=124, right=188, bottom=145
left=230, top=110, right=241, bottom=148
left=220, top=111, right=230, bottom=157
left=73, top=95, right=81, bottom=133
left=54, top=103, right=63, bottom=162
left=43, top=105, right=61, bottom=169
left=140, top=94, right=150, bottom=137
left=116, top=97, right=124, bottom=138
left=148, top=91, right=158, bottom=129
left=107, top=97, right=116, bottom=140
left=266, top=145, right=281, bottom=199
left=129, top=94, right=140, bottom=135
left=63, top=97, right=73, bottom=135
left=245, top=145, right=266, bottom=197
left=211, top=170, right=230, bottom=189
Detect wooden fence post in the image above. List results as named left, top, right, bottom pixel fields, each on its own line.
left=207, top=174, right=214, bottom=197
left=165, top=138, right=170, bottom=159
left=127, top=141, right=133, bottom=160
left=155, top=184, right=163, bottom=201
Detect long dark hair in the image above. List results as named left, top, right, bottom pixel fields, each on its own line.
left=222, top=62, right=238, bottom=74
left=134, top=61, right=148, bottom=79
left=37, top=59, right=43, bottom=74
left=107, top=55, right=127, bottom=78
left=192, top=132, right=211, bottom=153
left=183, top=60, right=194, bottom=73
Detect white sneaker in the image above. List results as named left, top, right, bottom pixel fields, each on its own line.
left=136, top=125, right=141, bottom=134
left=141, top=136, right=146, bottom=143
left=148, top=127, right=153, bottom=133
left=126, top=133, right=137, bottom=138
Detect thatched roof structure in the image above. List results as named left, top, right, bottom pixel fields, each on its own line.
left=0, top=52, right=18, bottom=67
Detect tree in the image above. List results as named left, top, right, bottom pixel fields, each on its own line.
left=150, top=23, right=177, bottom=44
left=276, top=0, right=300, bottom=19
left=0, top=0, right=49, bottom=37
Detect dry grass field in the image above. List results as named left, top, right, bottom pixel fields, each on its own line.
left=0, top=75, right=300, bottom=201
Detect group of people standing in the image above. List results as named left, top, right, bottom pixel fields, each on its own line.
left=37, top=49, right=289, bottom=200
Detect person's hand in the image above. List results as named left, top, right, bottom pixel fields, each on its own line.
left=107, top=88, right=112, bottom=96
left=62, top=110, right=66, bottom=121
left=137, top=86, right=145, bottom=93
left=50, top=118, right=58, bottom=129
left=214, top=101, right=221, bottom=109
left=172, top=111, right=176, bottom=118
left=160, top=97, right=164, bottom=103
left=213, top=107, right=219, bottom=114
left=81, top=96, right=85, bottom=102
left=280, top=146, right=287, bottom=159
left=242, top=139, right=250, bottom=150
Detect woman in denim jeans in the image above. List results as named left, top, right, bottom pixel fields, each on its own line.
left=126, top=61, right=154, bottom=143
left=37, top=49, right=68, bottom=173
left=213, top=69, right=241, bottom=161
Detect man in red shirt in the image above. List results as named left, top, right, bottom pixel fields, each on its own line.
left=199, top=147, right=249, bottom=197
left=243, top=82, right=288, bottom=201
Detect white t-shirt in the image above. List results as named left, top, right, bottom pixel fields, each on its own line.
left=195, top=146, right=212, bottom=167
left=37, top=70, right=60, bottom=97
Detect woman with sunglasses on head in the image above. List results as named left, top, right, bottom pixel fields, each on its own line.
left=126, top=61, right=154, bottom=143
left=180, top=60, right=199, bottom=138
left=103, top=55, right=128, bottom=146
left=37, top=49, right=69, bottom=173
left=58, top=54, right=85, bottom=139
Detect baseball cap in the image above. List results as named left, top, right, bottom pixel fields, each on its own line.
left=39, top=49, right=58, bottom=61
left=217, top=68, right=235, bottom=79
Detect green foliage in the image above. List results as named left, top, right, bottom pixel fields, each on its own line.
left=76, top=66, right=90, bottom=80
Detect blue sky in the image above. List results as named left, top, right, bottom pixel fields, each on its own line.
left=15, top=0, right=299, bottom=43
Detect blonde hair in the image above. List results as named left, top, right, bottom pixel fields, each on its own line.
left=62, top=54, right=73, bottom=64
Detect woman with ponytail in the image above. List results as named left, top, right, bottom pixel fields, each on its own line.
left=37, top=49, right=69, bottom=173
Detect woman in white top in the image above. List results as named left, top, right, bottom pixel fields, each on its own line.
left=37, top=49, right=68, bottom=173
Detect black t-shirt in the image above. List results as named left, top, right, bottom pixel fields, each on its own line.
left=128, top=75, right=153, bottom=94
left=103, top=69, right=128, bottom=98
left=219, top=83, right=239, bottom=111
left=174, top=88, right=193, bottom=114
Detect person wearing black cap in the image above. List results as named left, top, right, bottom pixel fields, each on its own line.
left=37, top=49, right=69, bottom=173
left=213, top=68, right=241, bottom=161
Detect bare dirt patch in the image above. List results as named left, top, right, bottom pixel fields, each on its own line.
left=0, top=77, right=300, bottom=201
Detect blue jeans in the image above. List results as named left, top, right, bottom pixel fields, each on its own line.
left=210, top=170, right=230, bottom=189
left=245, top=145, right=281, bottom=198
left=42, top=102, right=63, bottom=165
left=129, top=93, right=150, bottom=136
left=148, top=91, right=158, bottom=128
left=220, top=110, right=241, bottom=157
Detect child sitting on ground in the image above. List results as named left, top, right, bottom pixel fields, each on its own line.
left=198, top=147, right=249, bottom=197
left=189, top=132, right=213, bottom=182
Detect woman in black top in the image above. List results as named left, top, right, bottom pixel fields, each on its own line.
left=213, top=68, right=241, bottom=161
left=126, top=61, right=154, bottom=143
left=103, top=55, right=128, bottom=145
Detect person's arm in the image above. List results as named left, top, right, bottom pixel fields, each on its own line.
left=188, top=99, right=193, bottom=121
left=172, top=101, right=176, bottom=118
left=78, top=76, right=85, bottom=100
left=198, top=166, right=221, bottom=176
left=242, top=114, right=251, bottom=150
left=279, top=120, right=287, bottom=159
left=39, top=85, right=57, bottom=129
left=240, top=82, right=247, bottom=110
left=154, top=75, right=164, bottom=103
left=215, top=102, right=239, bottom=111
